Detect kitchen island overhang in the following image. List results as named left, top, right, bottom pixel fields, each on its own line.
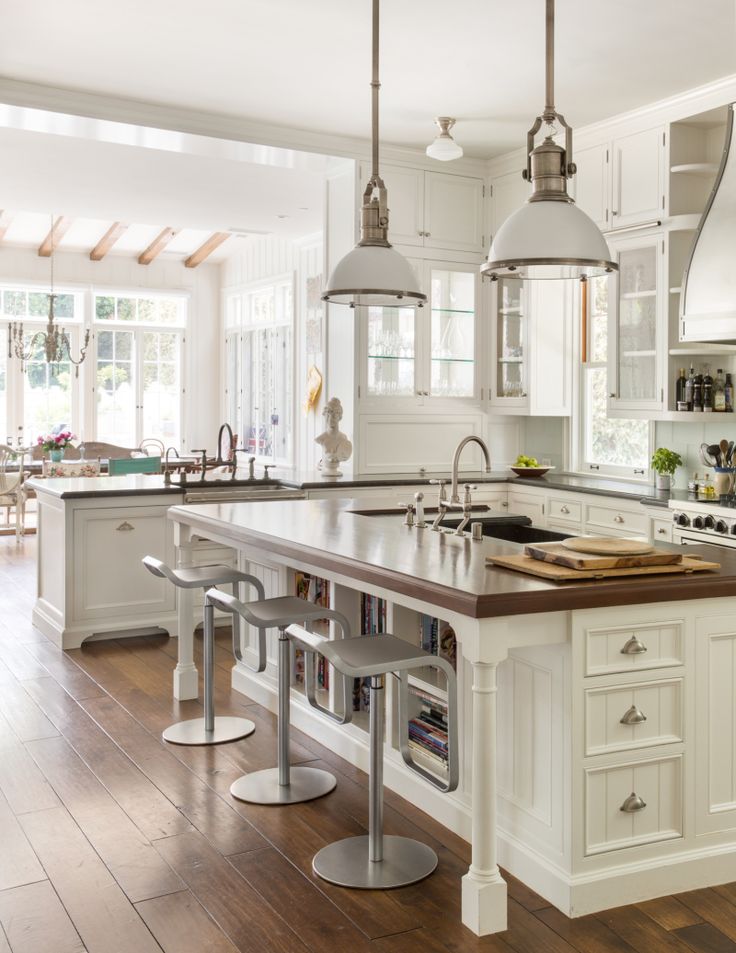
left=168, top=497, right=736, bottom=937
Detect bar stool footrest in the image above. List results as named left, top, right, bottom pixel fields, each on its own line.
left=162, top=716, right=255, bottom=746
left=230, top=766, right=336, bottom=804
left=313, top=835, right=437, bottom=889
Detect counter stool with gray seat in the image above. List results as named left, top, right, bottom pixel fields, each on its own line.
left=206, top=588, right=353, bottom=804
left=142, top=556, right=268, bottom=746
left=285, top=624, right=458, bottom=889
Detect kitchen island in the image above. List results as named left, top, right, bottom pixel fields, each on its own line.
left=168, top=496, right=736, bottom=937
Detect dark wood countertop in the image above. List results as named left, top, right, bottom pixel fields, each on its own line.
left=168, top=498, right=736, bottom=620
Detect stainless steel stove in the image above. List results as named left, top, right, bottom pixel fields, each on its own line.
left=669, top=496, right=736, bottom=548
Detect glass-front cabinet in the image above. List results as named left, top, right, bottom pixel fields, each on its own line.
left=608, top=232, right=665, bottom=415
left=361, top=260, right=479, bottom=404
left=490, top=278, right=528, bottom=410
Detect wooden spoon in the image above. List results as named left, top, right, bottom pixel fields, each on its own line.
left=721, top=439, right=729, bottom=464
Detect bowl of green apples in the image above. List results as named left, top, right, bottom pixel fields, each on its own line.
left=509, top=454, right=554, bottom=478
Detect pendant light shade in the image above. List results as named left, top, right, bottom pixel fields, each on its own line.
left=322, top=0, right=426, bottom=310
left=481, top=0, right=616, bottom=282
left=426, top=118, right=463, bottom=162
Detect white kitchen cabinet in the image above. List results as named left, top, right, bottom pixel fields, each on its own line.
left=573, top=143, right=610, bottom=230
left=610, top=127, right=666, bottom=229
left=607, top=231, right=666, bottom=416
left=489, top=278, right=572, bottom=416
left=361, top=259, right=480, bottom=406
left=489, top=168, right=531, bottom=237
left=567, top=128, right=665, bottom=233
left=358, top=162, right=485, bottom=253
left=507, top=489, right=546, bottom=524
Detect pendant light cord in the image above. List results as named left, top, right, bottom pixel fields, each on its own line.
left=371, top=0, right=380, bottom=180
left=544, top=0, right=555, bottom=120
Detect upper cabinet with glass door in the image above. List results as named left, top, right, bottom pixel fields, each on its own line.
left=607, top=232, right=665, bottom=416
left=490, top=278, right=527, bottom=411
left=360, top=261, right=479, bottom=405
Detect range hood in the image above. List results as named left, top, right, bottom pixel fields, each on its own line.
left=681, top=103, right=736, bottom=343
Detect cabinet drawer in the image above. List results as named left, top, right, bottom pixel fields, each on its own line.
left=585, top=754, right=682, bottom=855
left=585, top=503, right=648, bottom=535
left=651, top=518, right=673, bottom=542
left=585, top=678, right=683, bottom=756
left=585, top=619, right=684, bottom=676
left=548, top=498, right=582, bottom=524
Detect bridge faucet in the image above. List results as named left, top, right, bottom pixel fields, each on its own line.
left=216, top=423, right=234, bottom=467
left=450, top=436, right=491, bottom=504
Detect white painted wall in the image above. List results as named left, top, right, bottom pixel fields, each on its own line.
left=0, top=246, right=220, bottom=452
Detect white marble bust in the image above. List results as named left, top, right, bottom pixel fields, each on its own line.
left=315, top=397, right=352, bottom=477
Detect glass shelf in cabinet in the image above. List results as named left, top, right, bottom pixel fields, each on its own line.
left=498, top=307, right=522, bottom=315
left=430, top=307, right=475, bottom=315
left=367, top=354, right=415, bottom=361
left=430, top=357, right=474, bottom=364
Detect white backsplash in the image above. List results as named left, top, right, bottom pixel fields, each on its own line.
left=519, top=417, right=567, bottom=470
left=655, top=418, right=736, bottom=487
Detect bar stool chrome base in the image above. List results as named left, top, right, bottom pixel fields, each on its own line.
left=313, top=835, right=437, bottom=889
left=230, top=766, right=336, bottom=804
left=162, top=715, right=256, bottom=747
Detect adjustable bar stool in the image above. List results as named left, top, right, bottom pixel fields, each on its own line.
left=142, top=556, right=266, bottom=746
left=286, top=625, right=458, bottom=889
left=206, top=588, right=352, bottom=805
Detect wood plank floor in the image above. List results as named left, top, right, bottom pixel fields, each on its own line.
left=1, top=536, right=735, bottom=953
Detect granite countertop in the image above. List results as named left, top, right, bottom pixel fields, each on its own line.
left=26, top=468, right=670, bottom=503
left=167, top=497, right=736, bottom=620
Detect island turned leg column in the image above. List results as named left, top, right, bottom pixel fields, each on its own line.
left=172, top=520, right=199, bottom=700
left=461, top=626, right=508, bottom=935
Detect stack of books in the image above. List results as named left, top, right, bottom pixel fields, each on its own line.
left=293, top=572, right=331, bottom=688
left=353, top=593, right=387, bottom=711
left=407, top=685, right=449, bottom=773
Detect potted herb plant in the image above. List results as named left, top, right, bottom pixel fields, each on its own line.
left=650, top=447, right=682, bottom=490
left=38, top=431, right=76, bottom=463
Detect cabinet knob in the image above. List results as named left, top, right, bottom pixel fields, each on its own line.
left=560, top=505, right=570, bottom=514
left=425, top=232, right=431, bottom=238
left=657, top=527, right=667, bottom=535
left=621, top=635, right=647, bottom=655
left=614, top=514, right=625, bottom=523
left=609, top=392, right=617, bottom=398
left=619, top=704, right=647, bottom=726
left=619, top=792, right=646, bottom=814
left=116, top=521, right=135, bottom=532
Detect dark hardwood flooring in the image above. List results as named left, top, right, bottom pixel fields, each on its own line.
left=0, top=535, right=735, bottom=953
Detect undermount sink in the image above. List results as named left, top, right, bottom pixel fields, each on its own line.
left=441, top=517, right=572, bottom=545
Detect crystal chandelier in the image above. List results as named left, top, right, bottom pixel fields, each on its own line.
left=8, top=216, right=90, bottom=376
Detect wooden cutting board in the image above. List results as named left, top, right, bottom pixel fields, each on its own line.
left=486, top=553, right=719, bottom=582
left=562, top=536, right=653, bottom=556
left=524, top=541, right=683, bottom=570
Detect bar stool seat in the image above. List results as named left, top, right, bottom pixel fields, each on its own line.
left=143, top=556, right=265, bottom=746
left=206, top=589, right=353, bottom=805
left=285, top=626, right=458, bottom=890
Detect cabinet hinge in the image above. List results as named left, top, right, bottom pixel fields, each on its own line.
left=606, top=149, right=609, bottom=163
left=542, top=503, right=545, bottom=515
left=662, top=195, right=665, bottom=210
left=358, top=385, right=361, bottom=398
left=482, top=184, right=486, bottom=198
left=662, top=239, right=665, bottom=254
left=662, top=131, right=666, bottom=147
left=489, top=184, right=493, bottom=197
left=482, top=235, right=485, bottom=247
left=661, top=387, right=664, bottom=402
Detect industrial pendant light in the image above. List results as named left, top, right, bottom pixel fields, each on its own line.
left=481, top=0, right=617, bottom=281
left=426, top=118, right=463, bottom=162
left=322, top=0, right=426, bottom=309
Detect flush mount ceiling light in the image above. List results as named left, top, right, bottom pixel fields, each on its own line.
left=426, top=117, right=463, bottom=162
left=322, top=0, right=426, bottom=309
left=481, top=0, right=617, bottom=281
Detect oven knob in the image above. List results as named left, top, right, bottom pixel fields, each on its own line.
left=704, top=515, right=716, bottom=530
left=693, top=515, right=705, bottom=529
left=715, top=520, right=729, bottom=534
left=675, top=513, right=690, bottom=527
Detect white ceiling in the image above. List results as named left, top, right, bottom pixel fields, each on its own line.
left=0, top=0, right=734, bottom=158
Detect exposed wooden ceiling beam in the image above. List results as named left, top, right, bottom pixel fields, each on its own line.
left=184, top=231, right=230, bottom=268
left=38, top=216, right=72, bottom=257
left=138, top=227, right=178, bottom=265
left=0, top=210, right=14, bottom=243
left=90, top=222, right=128, bottom=261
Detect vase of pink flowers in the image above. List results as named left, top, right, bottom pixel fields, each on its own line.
left=38, top=430, right=76, bottom=462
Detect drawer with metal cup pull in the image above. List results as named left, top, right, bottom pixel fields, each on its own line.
left=585, top=620, right=684, bottom=676
left=584, top=677, right=683, bottom=756
left=584, top=754, right=683, bottom=855
left=585, top=503, right=648, bottom=535
left=548, top=497, right=582, bottom=523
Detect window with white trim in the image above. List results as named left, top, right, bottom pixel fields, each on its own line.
left=224, top=275, right=294, bottom=464
left=579, top=274, right=650, bottom=476
left=0, top=285, right=84, bottom=443
left=93, top=292, right=186, bottom=448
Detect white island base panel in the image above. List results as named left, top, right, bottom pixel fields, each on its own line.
left=228, top=568, right=736, bottom=930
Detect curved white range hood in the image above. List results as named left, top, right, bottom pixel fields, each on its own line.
left=681, top=103, right=736, bottom=343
